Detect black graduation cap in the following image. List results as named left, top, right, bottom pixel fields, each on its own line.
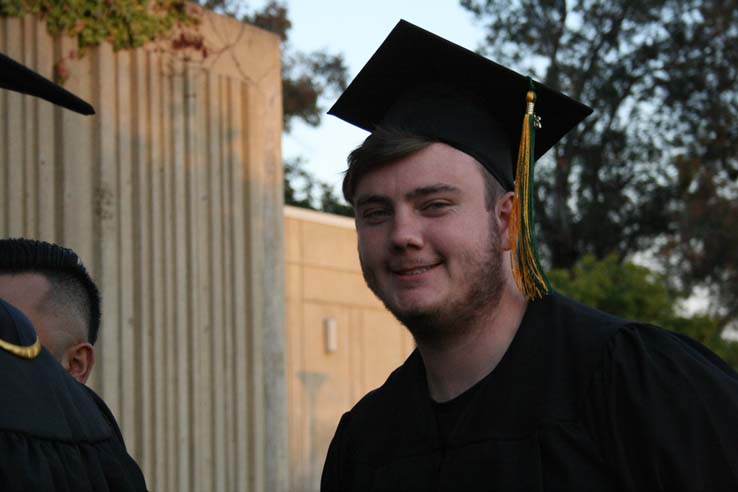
left=0, top=52, right=95, bottom=115
left=0, top=298, right=40, bottom=359
left=329, top=20, right=594, bottom=300
left=329, top=20, right=591, bottom=191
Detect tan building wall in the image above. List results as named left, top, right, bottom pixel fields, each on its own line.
left=284, top=205, right=415, bottom=492
left=1, top=12, right=287, bottom=492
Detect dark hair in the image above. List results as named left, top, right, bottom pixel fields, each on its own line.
left=344, top=126, right=506, bottom=208
left=0, top=238, right=101, bottom=344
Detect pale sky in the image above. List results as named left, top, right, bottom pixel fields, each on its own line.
left=277, top=1, right=486, bottom=198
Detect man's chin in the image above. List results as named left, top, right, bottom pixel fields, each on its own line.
left=383, top=290, right=501, bottom=348
left=385, top=298, right=440, bottom=322
left=385, top=303, right=454, bottom=339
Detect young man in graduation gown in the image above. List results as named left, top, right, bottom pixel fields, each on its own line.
left=321, top=21, right=738, bottom=492
left=0, top=52, right=148, bottom=491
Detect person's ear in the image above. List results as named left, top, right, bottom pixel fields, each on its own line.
left=61, top=342, right=95, bottom=384
left=495, top=191, right=516, bottom=251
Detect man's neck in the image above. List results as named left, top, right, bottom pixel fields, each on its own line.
left=418, top=287, right=528, bottom=402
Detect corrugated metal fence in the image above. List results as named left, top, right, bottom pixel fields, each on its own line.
left=0, top=11, right=287, bottom=492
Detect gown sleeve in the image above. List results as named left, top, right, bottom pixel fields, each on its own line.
left=321, top=412, right=352, bottom=492
left=583, top=323, right=738, bottom=491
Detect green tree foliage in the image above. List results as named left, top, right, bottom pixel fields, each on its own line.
left=198, top=1, right=348, bottom=131
left=200, top=0, right=352, bottom=215
left=461, top=0, right=738, bottom=318
left=0, top=0, right=197, bottom=51
left=550, top=255, right=738, bottom=369
left=0, top=0, right=200, bottom=82
left=318, top=183, right=353, bottom=217
left=664, top=156, right=738, bottom=323
left=283, top=157, right=314, bottom=211
left=549, top=255, right=674, bottom=323
left=283, top=158, right=352, bottom=217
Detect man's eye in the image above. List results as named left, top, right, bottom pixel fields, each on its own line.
left=362, top=209, right=390, bottom=221
left=423, top=201, right=451, bottom=212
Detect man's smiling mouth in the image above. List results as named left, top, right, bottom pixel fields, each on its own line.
left=390, top=261, right=443, bottom=276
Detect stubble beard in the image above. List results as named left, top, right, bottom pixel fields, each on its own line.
left=361, top=222, right=505, bottom=349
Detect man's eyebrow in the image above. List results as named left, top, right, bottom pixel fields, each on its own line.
left=355, top=184, right=460, bottom=208
left=355, top=194, right=392, bottom=208
left=405, top=184, right=460, bottom=200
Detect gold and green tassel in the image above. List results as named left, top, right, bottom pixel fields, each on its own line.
left=510, top=79, right=550, bottom=300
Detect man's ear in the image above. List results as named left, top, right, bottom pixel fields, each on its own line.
left=495, top=191, right=516, bottom=251
left=61, top=342, right=95, bottom=385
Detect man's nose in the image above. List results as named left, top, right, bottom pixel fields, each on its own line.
left=388, top=212, right=423, bottom=251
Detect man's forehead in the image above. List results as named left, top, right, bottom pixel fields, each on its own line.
left=354, top=143, right=486, bottom=199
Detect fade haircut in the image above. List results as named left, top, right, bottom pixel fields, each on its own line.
left=344, top=126, right=506, bottom=208
left=0, top=238, right=101, bottom=345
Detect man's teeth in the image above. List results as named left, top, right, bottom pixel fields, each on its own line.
left=401, top=265, right=434, bottom=275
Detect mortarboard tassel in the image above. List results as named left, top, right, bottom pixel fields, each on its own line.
left=510, top=79, right=551, bottom=300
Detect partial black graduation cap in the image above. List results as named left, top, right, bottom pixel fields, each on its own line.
left=329, top=20, right=592, bottom=191
left=0, top=299, right=38, bottom=353
left=0, top=52, right=95, bottom=115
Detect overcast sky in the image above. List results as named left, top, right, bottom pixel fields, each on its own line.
left=276, top=1, right=486, bottom=197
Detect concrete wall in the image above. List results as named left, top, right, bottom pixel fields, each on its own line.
left=0, top=11, right=287, bottom=492
left=284, top=206, right=415, bottom=492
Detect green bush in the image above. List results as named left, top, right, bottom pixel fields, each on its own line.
left=550, top=254, right=738, bottom=369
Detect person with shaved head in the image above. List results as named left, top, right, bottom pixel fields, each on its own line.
left=0, top=238, right=100, bottom=384
left=0, top=51, right=146, bottom=491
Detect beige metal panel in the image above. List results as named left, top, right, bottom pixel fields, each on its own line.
left=284, top=216, right=302, bottom=263
left=5, top=19, right=24, bottom=237
left=22, top=17, right=35, bottom=237
left=148, top=50, right=168, bottom=492
left=233, top=26, right=289, bottom=489
left=2, top=11, right=285, bottom=492
left=285, top=215, right=306, bottom=492
left=285, top=262, right=303, bottom=303
left=117, top=48, right=137, bottom=453
left=93, top=40, right=121, bottom=418
left=35, top=24, right=55, bottom=241
left=130, top=48, right=153, bottom=482
left=300, top=219, right=361, bottom=272
left=161, top=55, right=178, bottom=492
left=347, top=306, right=366, bottom=407
left=219, top=74, right=236, bottom=492
left=240, top=65, right=290, bottom=488
left=302, top=265, right=382, bottom=308
left=183, top=62, right=205, bottom=492
left=286, top=299, right=305, bottom=487
left=201, top=65, right=217, bottom=492
left=59, top=34, right=94, bottom=265
left=301, top=302, right=354, bottom=491
left=208, top=70, right=227, bottom=492
left=169, top=56, right=191, bottom=492
left=359, top=309, right=411, bottom=394
left=230, top=77, right=252, bottom=492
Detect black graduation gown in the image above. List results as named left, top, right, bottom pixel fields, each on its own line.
left=0, top=299, right=147, bottom=491
left=321, top=293, right=738, bottom=491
